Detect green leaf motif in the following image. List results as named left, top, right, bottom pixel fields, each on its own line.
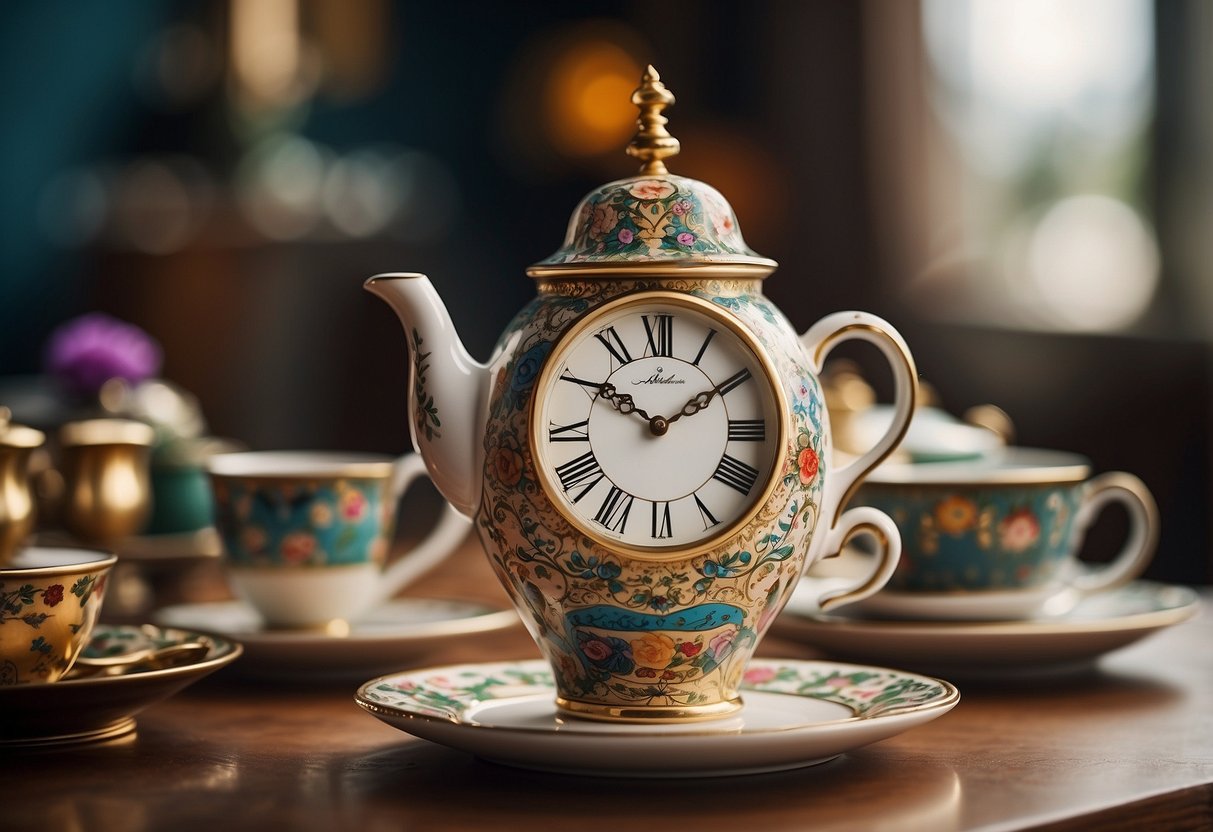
left=411, top=328, right=442, bottom=441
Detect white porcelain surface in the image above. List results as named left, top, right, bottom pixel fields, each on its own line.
left=850, top=404, right=1004, bottom=463
left=355, top=657, right=959, bottom=777
left=229, top=564, right=385, bottom=628
left=774, top=578, right=1200, bottom=678
left=154, top=597, right=520, bottom=681
left=866, top=447, right=1091, bottom=484
left=365, top=274, right=491, bottom=517
left=0, top=623, right=240, bottom=747
left=850, top=584, right=1083, bottom=621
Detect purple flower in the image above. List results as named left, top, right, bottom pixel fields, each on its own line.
left=44, top=313, right=162, bottom=396
left=677, top=232, right=696, bottom=246
left=617, top=228, right=634, bottom=245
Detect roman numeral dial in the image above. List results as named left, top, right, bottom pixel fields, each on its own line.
left=533, top=295, right=782, bottom=553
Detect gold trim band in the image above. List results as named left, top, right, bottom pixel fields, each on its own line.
left=527, top=261, right=777, bottom=279
left=555, top=694, right=744, bottom=723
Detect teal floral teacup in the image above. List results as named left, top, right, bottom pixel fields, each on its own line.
left=848, top=449, right=1159, bottom=620
left=208, top=452, right=469, bottom=629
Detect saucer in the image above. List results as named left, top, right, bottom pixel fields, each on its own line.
left=773, top=579, right=1200, bottom=678
left=0, top=624, right=240, bottom=747
left=849, top=585, right=1082, bottom=621
left=355, top=658, right=960, bottom=777
left=153, top=598, right=520, bottom=681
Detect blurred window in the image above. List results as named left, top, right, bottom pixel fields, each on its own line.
left=888, top=0, right=1159, bottom=333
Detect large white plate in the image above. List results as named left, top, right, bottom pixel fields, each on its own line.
left=773, top=579, right=1200, bottom=678
left=154, top=598, right=520, bottom=681
left=355, top=658, right=959, bottom=777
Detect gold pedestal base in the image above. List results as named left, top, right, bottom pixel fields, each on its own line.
left=555, top=695, right=744, bottom=724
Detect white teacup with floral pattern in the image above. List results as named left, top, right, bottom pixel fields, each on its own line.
left=208, top=452, right=469, bottom=629
left=849, top=448, right=1159, bottom=621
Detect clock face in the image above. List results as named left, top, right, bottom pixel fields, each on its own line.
left=531, top=293, right=783, bottom=554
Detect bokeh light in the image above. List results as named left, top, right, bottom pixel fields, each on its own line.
left=236, top=135, right=328, bottom=240
left=544, top=39, right=642, bottom=158
left=1024, top=195, right=1159, bottom=331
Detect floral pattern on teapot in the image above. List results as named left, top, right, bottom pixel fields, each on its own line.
left=475, top=278, right=827, bottom=713
left=538, top=176, right=764, bottom=265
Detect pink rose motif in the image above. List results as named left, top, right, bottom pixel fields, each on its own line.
left=672, top=199, right=692, bottom=215
left=712, top=211, right=736, bottom=237
left=628, top=179, right=677, bottom=200
left=617, top=227, right=634, bottom=245
left=280, top=532, right=317, bottom=564
left=43, top=584, right=64, bottom=607
left=709, top=629, right=737, bottom=658
left=581, top=638, right=612, bottom=662
left=676, top=231, right=695, bottom=246
left=998, top=508, right=1041, bottom=553
left=341, top=489, right=368, bottom=522
left=743, top=666, right=777, bottom=685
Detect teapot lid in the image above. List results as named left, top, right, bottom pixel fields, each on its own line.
left=528, top=66, right=777, bottom=279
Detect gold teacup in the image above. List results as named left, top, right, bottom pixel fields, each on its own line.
left=0, top=546, right=116, bottom=684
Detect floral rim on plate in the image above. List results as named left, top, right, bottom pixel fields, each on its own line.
left=357, top=658, right=959, bottom=730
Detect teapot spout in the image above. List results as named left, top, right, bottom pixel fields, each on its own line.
left=364, top=273, right=488, bottom=517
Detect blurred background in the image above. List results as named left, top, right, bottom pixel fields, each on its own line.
left=1, top=0, right=1209, bottom=584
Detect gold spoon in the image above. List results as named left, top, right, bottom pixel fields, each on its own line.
left=70, top=640, right=212, bottom=678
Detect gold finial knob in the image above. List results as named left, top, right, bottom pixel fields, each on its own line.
left=626, top=65, right=680, bottom=176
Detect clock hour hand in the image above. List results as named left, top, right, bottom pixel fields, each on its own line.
left=597, top=383, right=653, bottom=422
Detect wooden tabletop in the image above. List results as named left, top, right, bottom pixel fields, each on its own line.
left=5, top=535, right=1211, bottom=832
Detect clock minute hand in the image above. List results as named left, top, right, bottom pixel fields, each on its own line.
left=644, top=385, right=718, bottom=437
left=665, top=387, right=719, bottom=425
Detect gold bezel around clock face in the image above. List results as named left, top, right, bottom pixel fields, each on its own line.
left=529, top=291, right=787, bottom=561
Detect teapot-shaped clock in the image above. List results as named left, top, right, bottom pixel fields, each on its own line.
left=367, top=67, right=918, bottom=721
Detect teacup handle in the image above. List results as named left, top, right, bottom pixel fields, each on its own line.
left=374, top=453, right=471, bottom=606
left=800, top=311, right=919, bottom=555
left=1067, top=471, right=1159, bottom=595
left=813, top=506, right=903, bottom=612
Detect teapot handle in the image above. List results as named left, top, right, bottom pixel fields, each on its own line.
left=813, top=506, right=902, bottom=611
left=800, top=311, right=919, bottom=541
